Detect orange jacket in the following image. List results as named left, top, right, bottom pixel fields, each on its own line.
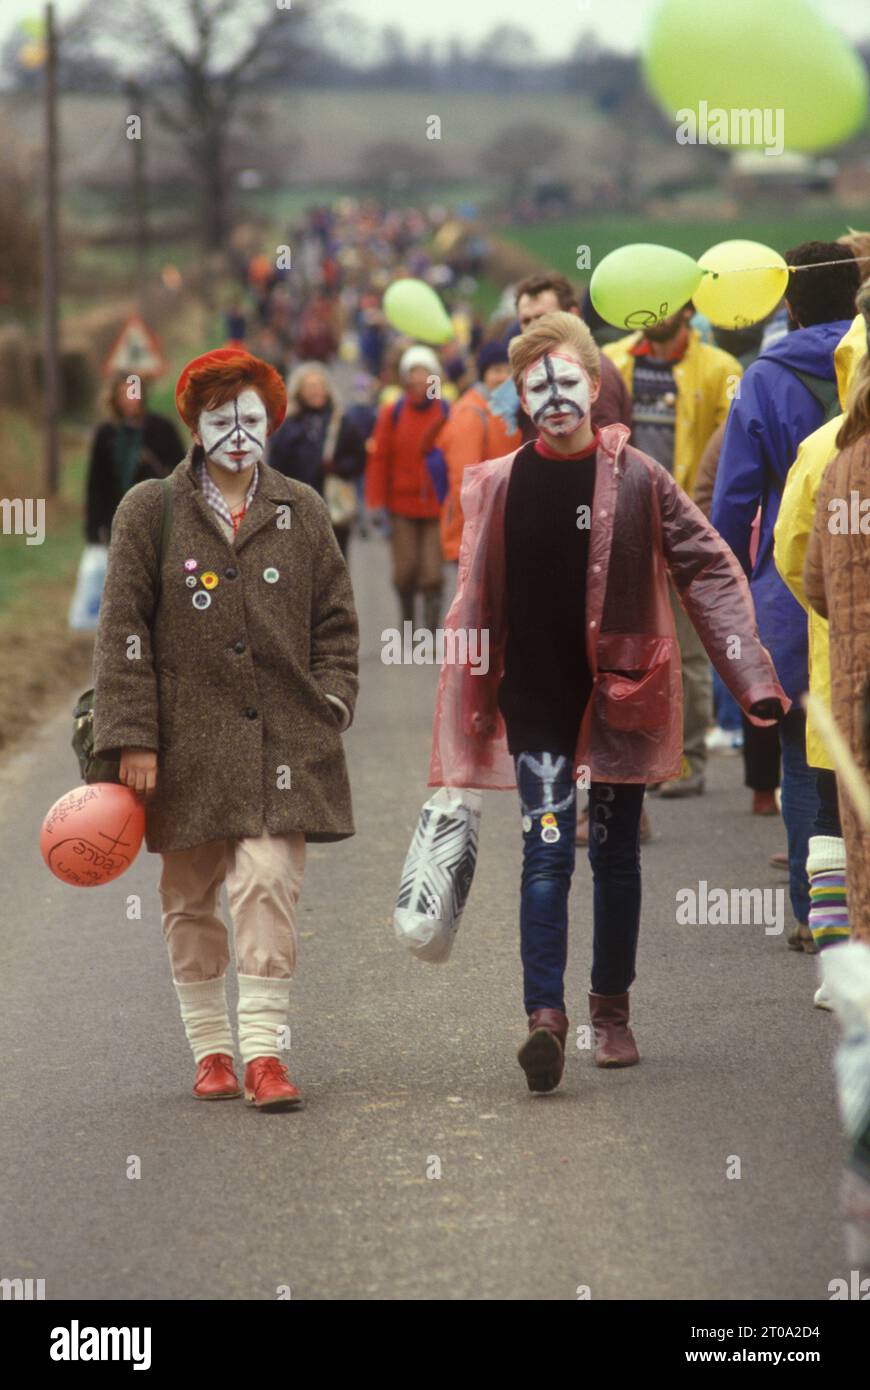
left=365, top=396, right=448, bottom=519
left=439, top=386, right=521, bottom=561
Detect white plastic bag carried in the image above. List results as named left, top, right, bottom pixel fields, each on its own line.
left=68, top=544, right=109, bottom=631
left=393, top=788, right=482, bottom=963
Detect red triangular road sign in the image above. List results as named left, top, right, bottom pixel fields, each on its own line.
left=102, top=314, right=167, bottom=379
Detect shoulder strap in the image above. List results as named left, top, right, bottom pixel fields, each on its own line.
left=155, top=476, right=173, bottom=601
left=391, top=397, right=403, bottom=428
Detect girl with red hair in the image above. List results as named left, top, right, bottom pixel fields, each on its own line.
left=92, top=349, right=359, bottom=1111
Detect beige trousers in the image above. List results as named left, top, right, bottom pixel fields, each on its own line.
left=158, top=831, right=306, bottom=983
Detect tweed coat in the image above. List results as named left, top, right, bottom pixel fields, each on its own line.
left=804, top=434, right=870, bottom=943
left=92, top=451, right=358, bottom=853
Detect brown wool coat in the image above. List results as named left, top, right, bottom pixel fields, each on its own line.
left=803, top=435, right=870, bottom=943
left=92, top=452, right=359, bottom=854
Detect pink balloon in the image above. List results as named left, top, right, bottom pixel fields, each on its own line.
left=40, top=783, right=145, bottom=887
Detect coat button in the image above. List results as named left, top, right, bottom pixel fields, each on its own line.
left=225, top=566, right=238, bottom=579
left=233, top=640, right=246, bottom=655
left=245, top=707, right=258, bottom=719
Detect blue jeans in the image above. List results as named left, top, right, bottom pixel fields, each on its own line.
left=779, top=710, right=818, bottom=925
left=514, top=752, right=645, bottom=1013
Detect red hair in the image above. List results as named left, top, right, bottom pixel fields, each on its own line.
left=175, top=349, right=287, bottom=433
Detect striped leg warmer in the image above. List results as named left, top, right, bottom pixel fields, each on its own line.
left=806, top=836, right=849, bottom=952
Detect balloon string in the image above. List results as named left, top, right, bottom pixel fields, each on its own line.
left=703, top=254, right=870, bottom=280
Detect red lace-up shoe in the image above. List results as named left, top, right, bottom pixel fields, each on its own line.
left=193, top=1053, right=241, bottom=1100
left=244, top=1057, right=303, bottom=1111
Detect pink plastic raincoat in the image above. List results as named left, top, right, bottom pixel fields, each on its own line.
left=429, top=425, right=789, bottom=790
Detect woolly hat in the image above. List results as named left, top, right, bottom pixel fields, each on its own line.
left=398, top=345, right=441, bottom=380
left=175, top=348, right=287, bottom=432
left=476, top=340, right=510, bottom=378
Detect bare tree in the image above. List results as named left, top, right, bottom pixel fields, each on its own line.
left=77, top=0, right=323, bottom=251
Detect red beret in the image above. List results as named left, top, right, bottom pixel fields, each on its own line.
left=175, top=348, right=287, bottom=432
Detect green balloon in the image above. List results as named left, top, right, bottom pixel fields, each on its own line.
left=644, top=0, right=868, bottom=153
left=590, top=244, right=703, bottom=331
left=383, top=278, right=453, bottom=345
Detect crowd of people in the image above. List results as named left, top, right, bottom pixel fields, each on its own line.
left=79, top=204, right=870, bottom=1139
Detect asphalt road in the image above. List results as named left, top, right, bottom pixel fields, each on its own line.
left=0, top=531, right=848, bottom=1301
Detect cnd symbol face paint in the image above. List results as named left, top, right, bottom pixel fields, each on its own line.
left=521, top=352, right=591, bottom=438
left=198, top=388, right=268, bottom=472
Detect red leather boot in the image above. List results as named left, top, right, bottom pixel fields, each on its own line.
left=244, top=1057, right=303, bottom=1111
left=589, top=992, right=640, bottom=1067
left=517, top=1008, right=569, bottom=1093
left=193, top=1053, right=241, bottom=1100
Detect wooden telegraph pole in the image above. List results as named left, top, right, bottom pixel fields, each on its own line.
left=42, top=1, right=61, bottom=497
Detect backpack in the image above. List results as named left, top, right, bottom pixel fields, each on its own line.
left=72, top=477, right=174, bottom=784
left=390, top=396, right=452, bottom=503
left=786, top=366, right=841, bottom=424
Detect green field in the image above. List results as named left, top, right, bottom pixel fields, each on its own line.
left=503, top=209, right=870, bottom=272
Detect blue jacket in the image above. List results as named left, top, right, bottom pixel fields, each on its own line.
left=711, top=320, right=851, bottom=700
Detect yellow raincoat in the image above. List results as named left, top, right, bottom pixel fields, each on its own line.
left=604, top=328, right=742, bottom=495
left=773, top=314, right=866, bottom=770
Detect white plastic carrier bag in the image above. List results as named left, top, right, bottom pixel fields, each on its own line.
left=393, top=787, right=482, bottom=963
left=68, top=544, right=109, bottom=631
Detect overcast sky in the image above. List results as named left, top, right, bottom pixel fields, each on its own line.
left=1, top=0, right=867, bottom=58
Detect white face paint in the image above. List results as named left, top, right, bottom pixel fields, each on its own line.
left=521, top=351, right=591, bottom=438
left=197, top=387, right=268, bottom=472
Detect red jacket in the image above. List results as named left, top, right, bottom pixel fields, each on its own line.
left=365, top=396, right=447, bottom=519
left=428, top=425, right=788, bottom=790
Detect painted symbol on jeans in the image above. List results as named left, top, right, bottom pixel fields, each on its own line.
left=515, top=752, right=575, bottom=817
left=192, top=590, right=211, bottom=610
left=590, top=784, right=616, bottom=844
left=521, top=815, right=532, bottom=833
left=184, top=559, right=198, bottom=572
left=201, top=571, right=219, bottom=590
left=541, top=825, right=561, bottom=844
left=185, top=575, right=198, bottom=589
left=263, top=567, right=279, bottom=584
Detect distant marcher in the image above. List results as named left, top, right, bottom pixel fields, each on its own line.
left=85, top=376, right=185, bottom=545
left=607, top=302, right=743, bottom=801
left=330, top=373, right=380, bottom=558
left=440, top=340, right=521, bottom=568
left=804, top=286, right=870, bottom=949
left=712, top=241, right=860, bottom=945
left=366, top=345, right=449, bottom=632
left=268, top=362, right=338, bottom=497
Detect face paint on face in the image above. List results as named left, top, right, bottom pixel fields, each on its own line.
left=197, top=388, right=268, bottom=472
left=521, top=351, right=591, bottom=437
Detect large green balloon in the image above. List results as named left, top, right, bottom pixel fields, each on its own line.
left=644, top=0, right=868, bottom=153
left=590, top=244, right=703, bottom=331
left=383, top=278, right=453, bottom=345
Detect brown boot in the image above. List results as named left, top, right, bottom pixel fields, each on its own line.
left=589, top=992, right=640, bottom=1067
left=517, top=1008, right=569, bottom=1093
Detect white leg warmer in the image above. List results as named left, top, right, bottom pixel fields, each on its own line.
left=237, top=975, right=292, bottom=1065
left=173, top=977, right=234, bottom=1063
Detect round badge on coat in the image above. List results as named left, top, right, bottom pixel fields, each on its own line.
left=184, top=559, right=198, bottom=572
left=192, top=590, right=212, bottom=610
left=541, top=825, right=560, bottom=844
left=541, top=812, right=557, bottom=827
left=185, top=575, right=198, bottom=588
left=201, top=572, right=219, bottom=590
left=263, top=567, right=279, bottom=584
left=522, top=815, right=532, bottom=833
